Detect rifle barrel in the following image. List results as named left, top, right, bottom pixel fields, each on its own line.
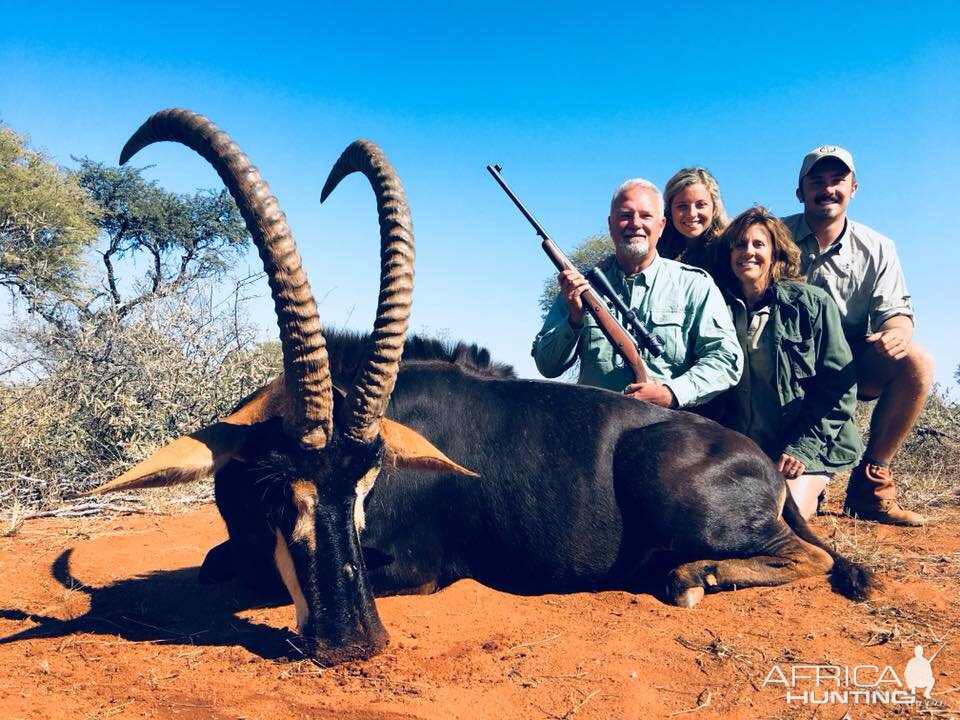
left=486, top=164, right=549, bottom=242
left=487, top=163, right=651, bottom=384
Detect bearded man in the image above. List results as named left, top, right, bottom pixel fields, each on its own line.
left=533, top=178, right=742, bottom=410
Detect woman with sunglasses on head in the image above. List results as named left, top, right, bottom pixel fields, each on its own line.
left=718, top=207, right=863, bottom=518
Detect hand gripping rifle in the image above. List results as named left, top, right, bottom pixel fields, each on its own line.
left=487, top=163, right=656, bottom=385
left=584, top=266, right=665, bottom=359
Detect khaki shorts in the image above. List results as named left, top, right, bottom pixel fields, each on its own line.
left=797, top=473, right=832, bottom=485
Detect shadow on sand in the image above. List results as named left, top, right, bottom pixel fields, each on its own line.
left=0, top=549, right=300, bottom=660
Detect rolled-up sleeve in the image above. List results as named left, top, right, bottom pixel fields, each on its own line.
left=663, top=281, right=743, bottom=408
left=532, top=294, right=581, bottom=378
left=870, top=238, right=914, bottom=331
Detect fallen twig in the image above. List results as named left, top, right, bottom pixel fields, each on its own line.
left=120, top=615, right=208, bottom=641
left=538, top=671, right=589, bottom=680
left=506, top=632, right=562, bottom=654
left=668, top=689, right=712, bottom=716
left=655, top=686, right=698, bottom=695
left=915, top=425, right=960, bottom=444
left=285, top=637, right=330, bottom=671
left=26, top=502, right=148, bottom=519
left=85, top=700, right=135, bottom=720
left=555, top=689, right=600, bottom=719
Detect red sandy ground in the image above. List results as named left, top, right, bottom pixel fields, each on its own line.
left=0, top=503, right=957, bottom=720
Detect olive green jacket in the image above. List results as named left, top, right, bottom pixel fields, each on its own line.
left=724, top=281, right=863, bottom=472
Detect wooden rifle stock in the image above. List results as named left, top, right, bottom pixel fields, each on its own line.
left=487, top=164, right=650, bottom=384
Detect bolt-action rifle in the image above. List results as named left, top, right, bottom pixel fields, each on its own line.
left=487, top=164, right=662, bottom=385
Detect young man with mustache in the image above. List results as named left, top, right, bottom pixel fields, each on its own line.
left=533, top=178, right=742, bottom=410
left=782, top=146, right=934, bottom=526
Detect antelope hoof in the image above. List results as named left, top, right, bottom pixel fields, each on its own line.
left=674, top=586, right=705, bottom=608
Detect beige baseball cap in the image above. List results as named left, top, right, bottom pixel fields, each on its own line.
left=798, top=145, right=856, bottom=182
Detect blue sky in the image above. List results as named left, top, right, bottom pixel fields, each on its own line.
left=3, top=2, right=958, bottom=388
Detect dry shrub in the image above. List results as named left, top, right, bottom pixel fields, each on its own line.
left=0, top=286, right=281, bottom=510
left=854, top=384, right=960, bottom=510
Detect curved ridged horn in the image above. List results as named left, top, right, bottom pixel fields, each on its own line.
left=321, top=141, right=414, bottom=445
left=121, top=109, right=333, bottom=449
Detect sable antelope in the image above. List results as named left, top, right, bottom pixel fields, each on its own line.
left=256, top=330, right=874, bottom=607
left=91, top=110, right=873, bottom=666
left=89, top=108, right=474, bottom=663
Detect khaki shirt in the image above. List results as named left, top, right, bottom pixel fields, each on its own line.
left=531, top=254, right=742, bottom=408
left=781, top=214, right=914, bottom=341
left=730, top=304, right=781, bottom=456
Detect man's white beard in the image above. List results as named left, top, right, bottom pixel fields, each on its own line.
left=618, top=238, right=650, bottom=263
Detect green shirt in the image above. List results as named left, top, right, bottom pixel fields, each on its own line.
left=724, top=282, right=863, bottom=472
left=532, top=254, right=742, bottom=408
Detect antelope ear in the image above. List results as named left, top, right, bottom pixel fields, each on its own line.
left=85, top=375, right=292, bottom=495
left=380, top=417, right=479, bottom=477
left=328, top=383, right=475, bottom=476
left=82, top=423, right=254, bottom=495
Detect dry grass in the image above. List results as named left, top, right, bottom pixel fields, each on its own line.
left=817, top=474, right=960, bottom=586
left=863, top=602, right=957, bottom=647
left=0, top=286, right=280, bottom=512
left=1, top=296, right=956, bottom=534
left=854, top=385, right=960, bottom=513
left=2, top=497, right=24, bottom=536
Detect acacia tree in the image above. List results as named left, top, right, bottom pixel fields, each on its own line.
left=0, top=126, right=98, bottom=319
left=70, top=159, right=250, bottom=323
left=0, top=132, right=282, bottom=509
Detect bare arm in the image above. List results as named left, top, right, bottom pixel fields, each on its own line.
left=865, top=315, right=914, bottom=361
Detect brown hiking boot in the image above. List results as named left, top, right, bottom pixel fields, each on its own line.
left=842, top=462, right=927, bottom=527
left=843, top=498, right=927, bottom=526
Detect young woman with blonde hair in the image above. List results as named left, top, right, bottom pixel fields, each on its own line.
left=660, top=167, right=729, bottom=275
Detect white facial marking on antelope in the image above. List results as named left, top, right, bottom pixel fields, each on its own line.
left=289, top=480, right=319, bottom=553
left=353, top=466, right=379, bottom=534
left=273, top=529, right=309, bottom=633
